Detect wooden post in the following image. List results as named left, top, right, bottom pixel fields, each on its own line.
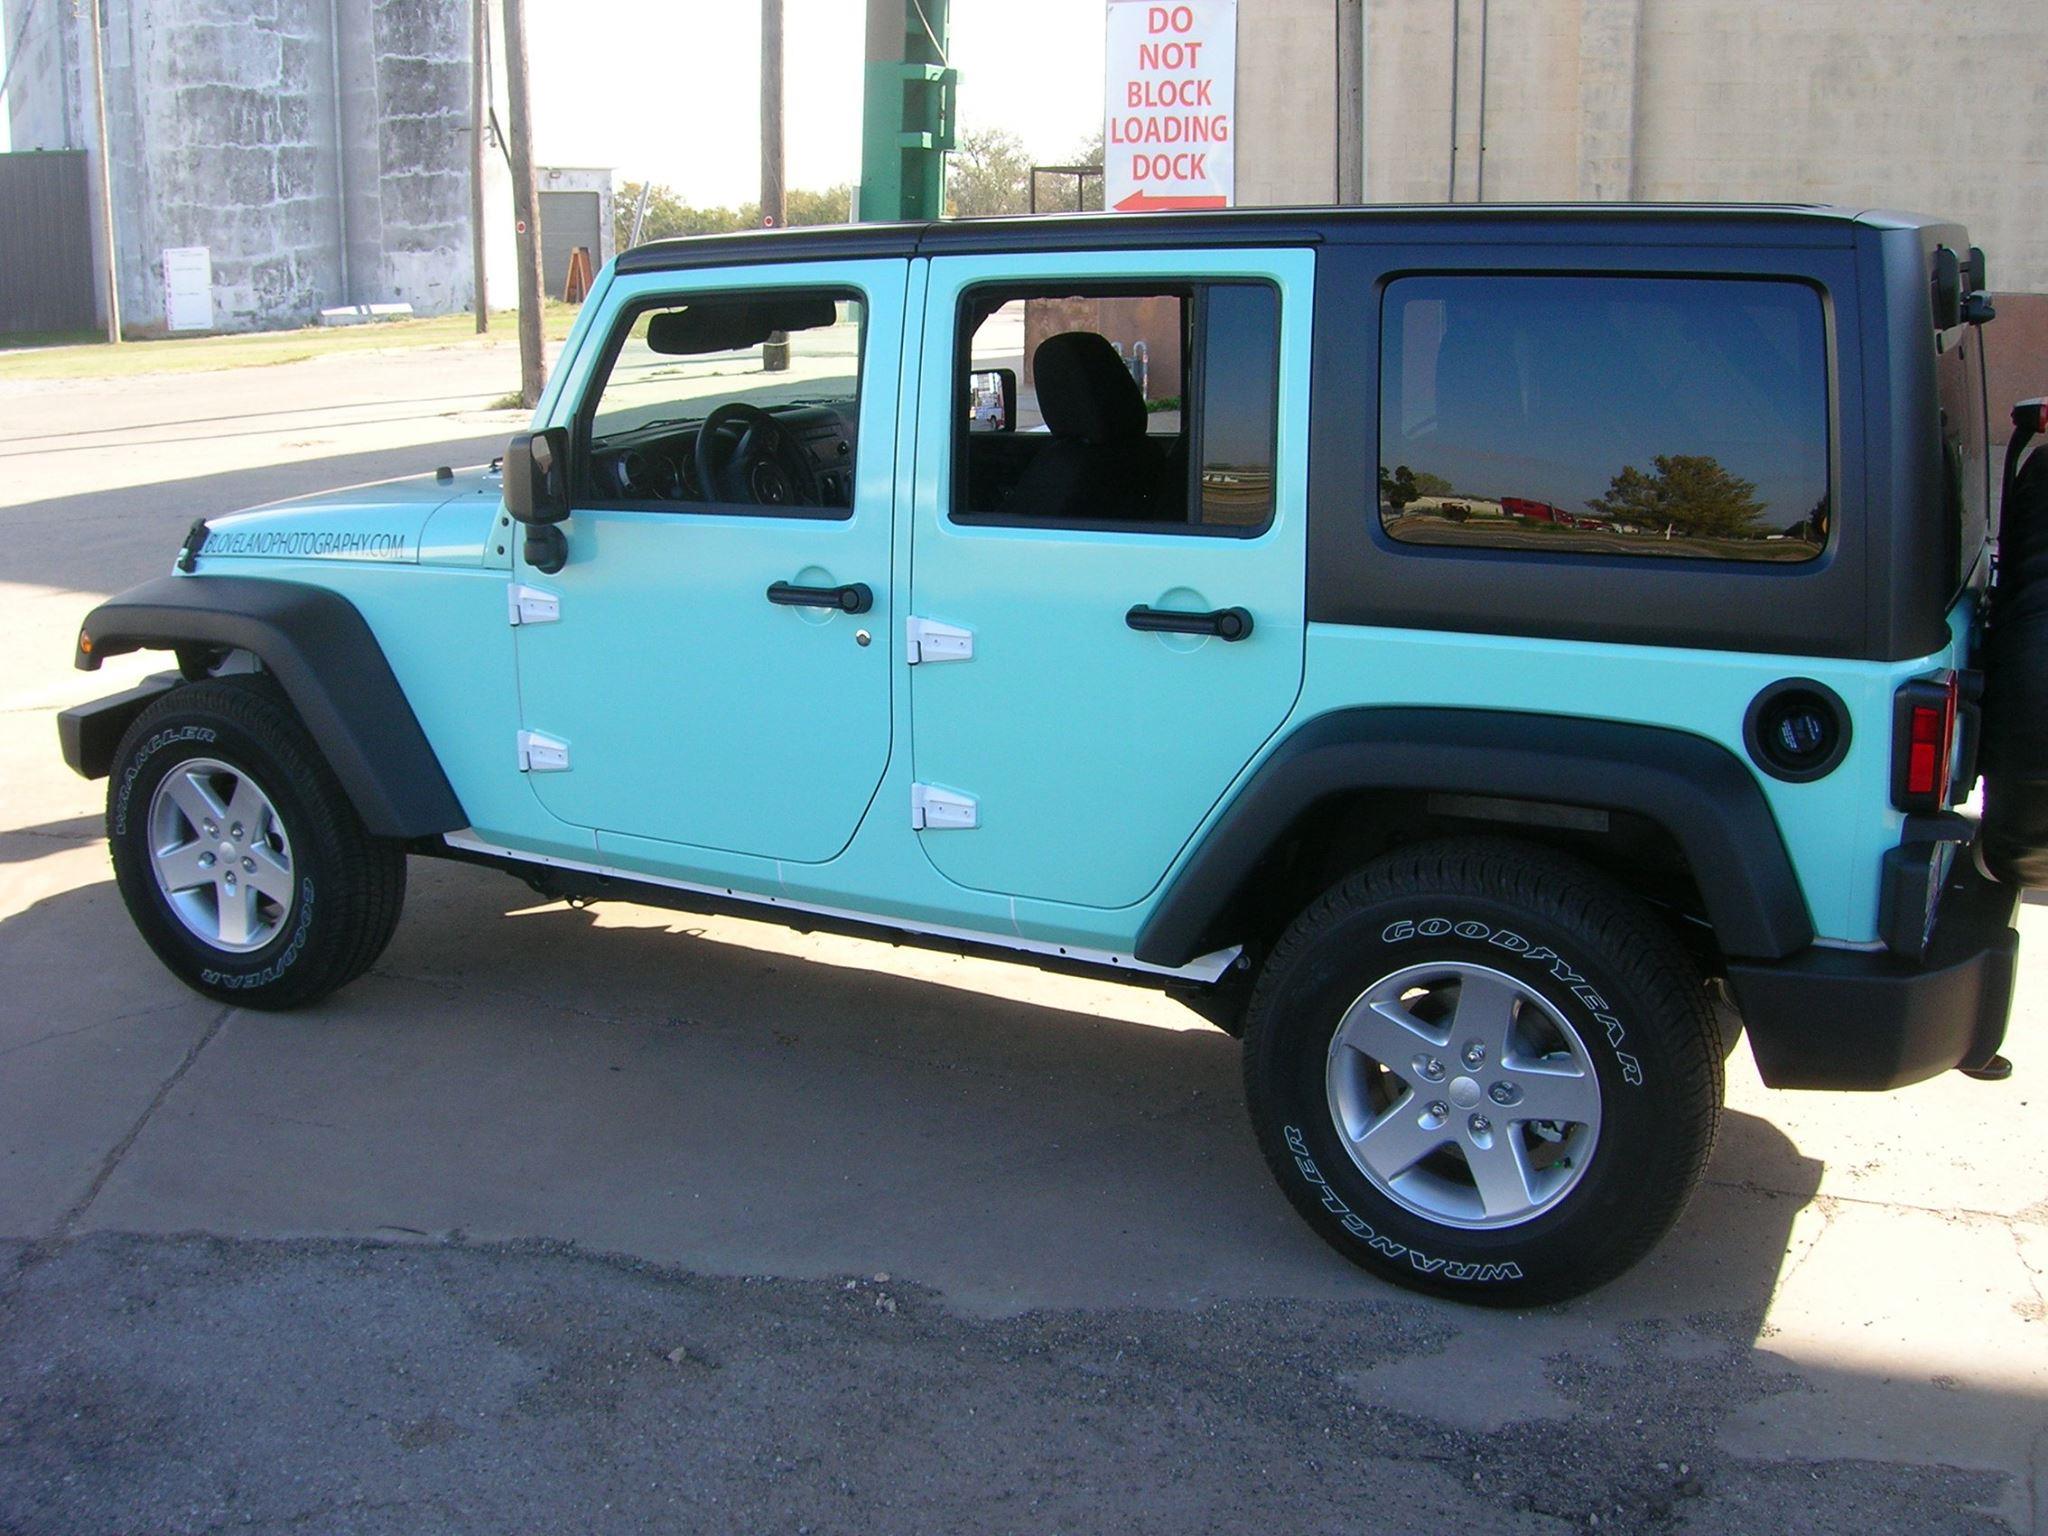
left=761, top=0, right=789, bottom=371
left=470, top=0, right=489, bottom=332
left=87, top=0, right=121, bottom=344
left=501, top=0, right=546, bottom=407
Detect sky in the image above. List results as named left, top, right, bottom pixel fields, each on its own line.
left=1, top=1, right=1110, bottom=199
left=528, top=0, right=1107, bottom=205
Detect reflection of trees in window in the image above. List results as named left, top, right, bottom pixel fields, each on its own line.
left=1586, top=455, right=1767, bottom=540
left=1377, top=464, right=1453, bottom=510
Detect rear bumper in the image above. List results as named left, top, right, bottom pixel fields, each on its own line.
left=56, top=672, right=179, bottom=780
left=1725, top=859, right=2019, bottom=1091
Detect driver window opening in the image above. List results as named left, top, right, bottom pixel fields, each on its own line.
left=584, top=290, right=863, bottom=515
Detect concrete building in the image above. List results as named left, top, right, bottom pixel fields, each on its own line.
left=1234, top=0, right=2048, bottom=294
left=0, top=0, right=603, bottom=335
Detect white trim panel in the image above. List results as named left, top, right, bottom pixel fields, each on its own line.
left=441, top=830, right=1243, bottom=984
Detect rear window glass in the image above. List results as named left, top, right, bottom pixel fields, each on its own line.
left=1379, top=275, right=1830, bottom=563
left=1934, top=319, right=1989, bottom=583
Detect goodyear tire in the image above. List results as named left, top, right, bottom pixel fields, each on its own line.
left=1243, top=839, right=1721, bottom=1306
left=105, top=676, right=406, bottom=1010
left=1981, top=446, right=2048, bottom=888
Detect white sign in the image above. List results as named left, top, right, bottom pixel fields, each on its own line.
left=162, top=247, right=214, bottom=332
left=1104, top=1, right=1236, bottom=212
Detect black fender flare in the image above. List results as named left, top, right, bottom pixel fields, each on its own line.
left=75, top=574, right=466, bottom=840
left=1133, top=708, right=1815, bottom=966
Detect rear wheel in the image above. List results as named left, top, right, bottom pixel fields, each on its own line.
left=106, top=677, right=405, bottom=1009
left=1243, top=838, right=1721, bottom=1305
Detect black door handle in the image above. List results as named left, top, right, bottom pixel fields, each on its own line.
left=768, top=580, right=873, bottom=615
left=1126, top=604, right=1253, bottom=642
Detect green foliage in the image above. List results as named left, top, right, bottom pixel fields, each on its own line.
left=1378, top=463, right=1422, bottom=511
left=1410, top=469, right=1454, bottom=498
left=947, top=127, right=1035, bottom=217
left=1587, top=454, right=1768, bottom=539
left=615, top=181, right=858, bottom=249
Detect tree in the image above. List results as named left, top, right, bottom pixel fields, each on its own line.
left=1378, top=463, right=1422, bottom=511
left=947, top=126, right=1033, bottom=217
left=1587, top=454, right=1768, bottom=540
left=1410, top=469, right=1454, bottom=498
left=616, top=181, right=859, bottom=250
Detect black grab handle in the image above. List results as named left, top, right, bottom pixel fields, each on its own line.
left=1126, top=604, right=1253, bottom=642
left=768, top=580, right=873, bottom=615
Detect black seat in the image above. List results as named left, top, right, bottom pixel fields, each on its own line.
left=1004, top=331, right=1156, bottom=522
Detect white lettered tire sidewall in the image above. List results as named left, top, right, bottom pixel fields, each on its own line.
left=106, top=679, right=405, bottom=1010
left=1244, top=843, right=1720, bottom=1306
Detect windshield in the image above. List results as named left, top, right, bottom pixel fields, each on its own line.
left=591, top=296, right=864, bottom=443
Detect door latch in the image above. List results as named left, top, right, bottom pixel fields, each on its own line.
left=910, top=782, right=978, bottom=830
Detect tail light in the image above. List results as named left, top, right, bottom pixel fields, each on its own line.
left=1892, top=673, right=1960, bottom=811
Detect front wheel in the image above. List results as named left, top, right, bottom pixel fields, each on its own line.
left=106, top=677, right=406, bottom=1009
left=1243, top=839, right=1721, bottom=1306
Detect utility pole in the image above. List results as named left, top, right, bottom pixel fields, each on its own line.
left=760, top=0, right=788, bottom=370
left=1336, top=0, right=1364, bottom=203
left=501, top=0, right=545, bottom=407
left=86, top=0, right=121, bottom=344
left=470, top=0, right=489, bottom=332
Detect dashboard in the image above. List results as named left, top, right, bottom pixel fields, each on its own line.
left=589, top=403, right=857, bottom=510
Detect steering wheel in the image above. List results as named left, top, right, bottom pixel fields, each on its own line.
left=694, top=402, right=821, bottom=508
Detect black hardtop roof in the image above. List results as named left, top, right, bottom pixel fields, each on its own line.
left=613, top=203, right=1948, bottom=276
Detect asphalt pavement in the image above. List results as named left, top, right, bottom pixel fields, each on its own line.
left=0, top=341, right=2042, bottom=1535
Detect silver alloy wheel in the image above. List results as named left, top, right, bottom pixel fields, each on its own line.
left=1326, top=960, right=1602, bottom=1230
left=146, top=757, right=296, bottom=953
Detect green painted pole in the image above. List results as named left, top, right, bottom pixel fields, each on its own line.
left=858, top=0, right=954, bottom=222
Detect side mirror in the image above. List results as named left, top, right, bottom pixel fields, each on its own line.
left=504, top=427, right=570, bottom=525
left=967, top=368, right=1017, bottom=433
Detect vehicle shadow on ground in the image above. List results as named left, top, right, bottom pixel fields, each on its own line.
left=0, top=431, right=511, bottom=599
left=7, top=855, right=1826, bottom=1328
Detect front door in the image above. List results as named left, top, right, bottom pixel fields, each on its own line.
left=512, top=259, right=907, bottom=863
left=907, top=249, right=1313, bottom=909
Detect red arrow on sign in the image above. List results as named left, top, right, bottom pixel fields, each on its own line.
left=1114, top=190, right=1229, bottom=212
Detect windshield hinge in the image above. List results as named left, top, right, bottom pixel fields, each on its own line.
left=910, top=782, right=977, bottom=830
left=905, top=616, right=973, bottom=665
left=508, top=584, right=561, bottom=626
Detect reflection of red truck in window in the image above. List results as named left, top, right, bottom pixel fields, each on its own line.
left=1502, top=495, right=1598, bottom=531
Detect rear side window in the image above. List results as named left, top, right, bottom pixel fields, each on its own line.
left=1379, top=275, right=1830, bottom=563
left=952, top=281, right=1279, bottom=534
left=1934, top=319, right=1989, bottom=580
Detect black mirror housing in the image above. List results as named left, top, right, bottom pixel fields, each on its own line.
left=504, top=427, right=570, bottom=525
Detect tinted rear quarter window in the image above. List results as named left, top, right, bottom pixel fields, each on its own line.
left=1379, top=275, right=1831, bottom=563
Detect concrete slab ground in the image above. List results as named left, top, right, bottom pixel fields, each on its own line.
left=0, top=345, right=2042, bottom=1534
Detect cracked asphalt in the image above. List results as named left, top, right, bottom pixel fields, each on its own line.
left=1, top=347, right=2044, bottom=1534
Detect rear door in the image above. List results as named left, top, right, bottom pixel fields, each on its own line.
left=905, top=248, right=1313, bottom=909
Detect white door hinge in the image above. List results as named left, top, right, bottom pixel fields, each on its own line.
left=516, top=729, right=570, bottom=773
left=910, top=782, right=978, bottom=830
left=905, top=616, right=973, bottom=665
left=508, top=583, right=560, bottom=626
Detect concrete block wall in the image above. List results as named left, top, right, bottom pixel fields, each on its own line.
left=3, top=0, right=487, bottom=333
left=1236, top=0, right=2048, bottom=297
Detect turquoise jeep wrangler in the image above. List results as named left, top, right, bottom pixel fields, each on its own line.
left=60, top=208, right=2046, bottom=1304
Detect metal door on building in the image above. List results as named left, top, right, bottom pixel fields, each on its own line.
left=538, top=190, right=601, bottom=298
left=0, top=152, right=97, bottom=336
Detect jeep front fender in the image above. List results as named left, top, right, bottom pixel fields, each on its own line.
left=75, top=574, right=465, bottom=840
left=1134, top=708, right=1815, bottom=967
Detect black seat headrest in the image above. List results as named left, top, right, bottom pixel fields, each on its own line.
left=1032, top=331, right=1147, bottom=444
